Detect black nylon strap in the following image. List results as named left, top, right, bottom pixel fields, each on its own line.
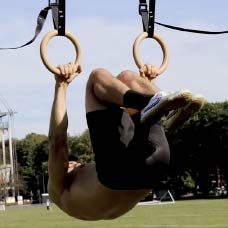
left=155, top=22, right=228, bottom=34
left=0, top=0, right=66, bottom=50
left=58, top=0, right=66, bottom=36
left=139, top=0, right=156, bottom=38
left=138, top=0, right=228, bottom=36
left=50, top=4, right=59, bottom=30
left=0, top=7, right=51, bottom=50
left=148, top=0, right=156, bottom=38
left=139, top=0, right=149, bottom=33
left=50, top=0, right=65, bottom=36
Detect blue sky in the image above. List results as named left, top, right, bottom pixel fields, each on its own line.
left=0, top=0, right=228, bottom=139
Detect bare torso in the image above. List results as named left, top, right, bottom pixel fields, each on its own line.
left=59, top=162, right=150, bottom=221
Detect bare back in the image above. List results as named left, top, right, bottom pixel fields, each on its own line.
left=60, top=162, right=150, bottom=220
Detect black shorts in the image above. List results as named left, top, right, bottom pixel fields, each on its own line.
left=86, top=106, right=170, bottom=190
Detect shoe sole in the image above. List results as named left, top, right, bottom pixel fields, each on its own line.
left=141, top=90, right=193, bottom=124
left=167, top=96, right=205, bottom=131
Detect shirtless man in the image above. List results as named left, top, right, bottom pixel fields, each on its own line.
left=48, top=63, right=204, bottom=220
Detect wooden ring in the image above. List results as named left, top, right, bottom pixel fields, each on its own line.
left=40, top=30, right=82, bottom=75
left=133, top=32, right=169, bottom=75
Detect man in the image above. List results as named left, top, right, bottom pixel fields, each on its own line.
left=48, top=63, right=205, bottom=221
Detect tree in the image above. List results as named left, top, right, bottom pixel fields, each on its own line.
left=15, top=130, right=93, bottom=199
left=16, top=133, right=48, bottom=200
left=14, top=102, right=228, bottom=200
left=68, top=130, right=94, bottom=163
left=166, top=102, right=228, bottom=198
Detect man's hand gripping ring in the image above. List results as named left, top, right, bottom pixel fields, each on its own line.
left=40, top=30, right=82, bottom=75
left=133, top=32, right=169, bottom=75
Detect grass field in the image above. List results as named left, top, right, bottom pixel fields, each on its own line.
left=1, top=199, right=228, bottom=228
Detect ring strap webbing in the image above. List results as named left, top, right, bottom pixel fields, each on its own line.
left=155, top=22, right=228, bottom=35
left=0, top=7, right=51, bottom=50
left=1, top=2, right=228, bottom=50
left=138, top=0, right=228, bottom=36
left=139, top=0, right=156, bottom=38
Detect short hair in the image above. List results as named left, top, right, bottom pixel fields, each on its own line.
left=68, top=154, right=78, bottom=161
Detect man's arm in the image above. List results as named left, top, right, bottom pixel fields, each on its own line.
left=48, top=63, right=81, bottom=207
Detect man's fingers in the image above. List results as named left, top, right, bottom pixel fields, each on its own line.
left=59, top=64, right=66, bottom=75
left=68, top=62, right=82, bottom=75
left=77, top=65, right=82, bottom=73
left=58, top=64, right=75, bottom=78
left=67, top=63, right=73, bottom=75
left=151, top=66, right=159, bottom=77
left=146, top=64, right=152, bottom=75
left=56, top=63, right=82, bottom=84
left=65, top=65, right=70, bottom=77
left=145, top=64, right=158, bottom=77
left=139, top=66, right=146, bottom=78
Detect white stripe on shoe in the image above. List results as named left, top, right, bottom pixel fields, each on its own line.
left=140, top=90, right=193, bottom=124
left=166, top=94, right=206, bottom=131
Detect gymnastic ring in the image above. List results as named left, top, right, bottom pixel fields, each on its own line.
left=133, top=32, right=169, bottom=75
left=40, top=30, right=82, bottom=75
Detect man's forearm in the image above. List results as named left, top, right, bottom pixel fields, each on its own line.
left=47, top=64, right=80, bottom=206
left=48, top=82, right=69, bottom=203
left=49, top=82, right=68, bottom=142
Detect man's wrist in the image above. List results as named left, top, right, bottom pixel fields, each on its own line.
left=55, top=80, right=69, bottom=88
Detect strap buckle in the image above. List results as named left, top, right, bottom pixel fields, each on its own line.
left=138, top=0, right=156, bottom=38
left=49, top=0, right=65, bottom=36
left=148, top=0, right=156, bottom=38
left=139, top=3, right=148, bottom=15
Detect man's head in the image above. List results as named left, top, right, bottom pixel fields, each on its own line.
left=68, top=154, right=81, bottom=173
left=68, top=161, right=82, bottom=173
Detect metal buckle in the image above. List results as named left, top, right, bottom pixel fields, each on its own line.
left=48, top=0, right=65, bottom=36
left=139, top=3, right=148, bottom=15
left=49, top=0, right=59, bottom=7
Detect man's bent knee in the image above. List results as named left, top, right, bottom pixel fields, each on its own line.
left=118, top=70, right=138, bottom=82
left=86, top=68, right=111, bottom=89
left=86, top=68, right=103, bottom=90
left=89, top=68, right=110, bottom=80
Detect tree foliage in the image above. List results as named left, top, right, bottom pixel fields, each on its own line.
left=14, top=102, right=228, bottom=200
left=166, top=102, right=228, bottom=198
left=16, top=133, right=48, bottom=198
left=68, top=130, right=93, bottom=163
left=15, top=130, right=93, bottom=200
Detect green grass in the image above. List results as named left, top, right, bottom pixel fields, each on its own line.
left=1, top=199, right=228, bottom=228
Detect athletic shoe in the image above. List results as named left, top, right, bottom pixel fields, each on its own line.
left=166, top=94, right=205, bottom=131
left=140, top=90, right=193, bottom=124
